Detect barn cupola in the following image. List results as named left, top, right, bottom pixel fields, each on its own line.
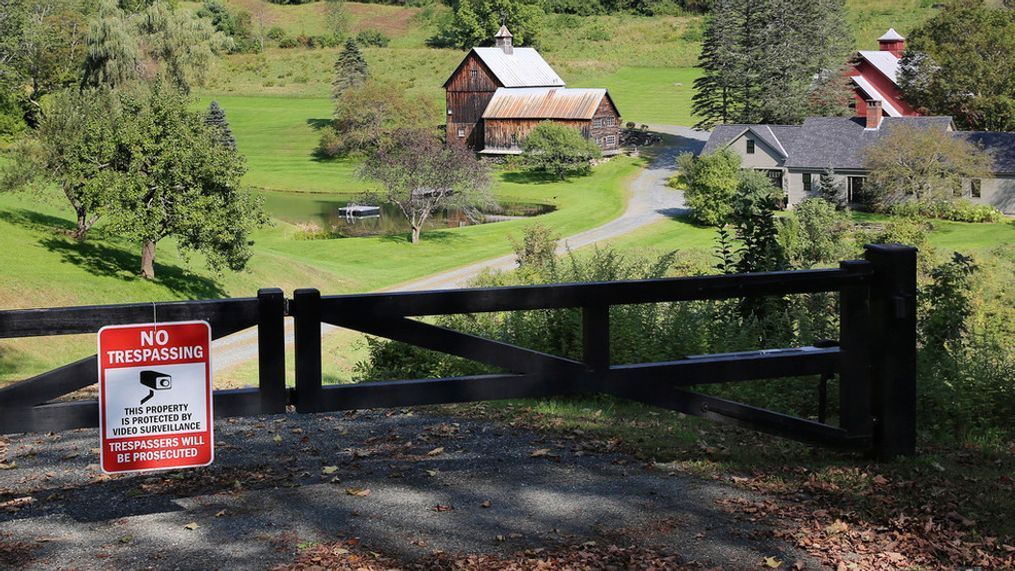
left=878, top=28, right=905, bottom=56
left=495, top=25, right=513, bottom=55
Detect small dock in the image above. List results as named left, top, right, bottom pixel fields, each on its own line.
left=338, top=205, right=381, bottom=218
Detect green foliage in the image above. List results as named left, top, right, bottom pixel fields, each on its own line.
left=509, top=222, right=560, bottom=270
left=692, top=0, right=852, bottom=128
left=816, top=166, right=846, bottom=209
left=356, top=30, right=391, bottom=47
left=899, top=0, right=1015, bottom=131
left=197, top=0, right=261, bottom=53
left=780, top=198, right=854, bottom=269
left=5, top=88, right=123, bottom=240
left=82, top=0, right=229, bottom=93
left=521, top=121, right=602, bottom=181
left=106, top=82, right=266, bottom=278
left=888, top=199, right=1004, bottom=224
left=731, top=169, right=786, bottom=274
left=205, top=100, right=237, bottom=151
left=332, top=39, right=369, bottom=99
left=863, top=124, right=994, bottom=211
left=320, top=79, right=437, bottom=157
left=428, top=0, right=545, bottom=49
left=678, top=148, right=740, bottom=227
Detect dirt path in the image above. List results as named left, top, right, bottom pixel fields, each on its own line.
left=211, top=127, right=709, bottom=373
left=0, top=409, right=817, bottom=569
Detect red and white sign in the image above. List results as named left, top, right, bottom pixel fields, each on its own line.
left=97, top=321, right=214, bottom=474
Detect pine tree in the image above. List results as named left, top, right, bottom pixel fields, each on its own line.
left=332, top=39, right=369, bottom=99
left=816, top=166, right=845, bottom=209
left=205, top=100, right=236, bottom=151
left=691, top=0, right=743, bottom=129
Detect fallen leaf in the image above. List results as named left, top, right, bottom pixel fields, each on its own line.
left=215, top=510, right=227, bottom=517
left=530, top=448, right=552, bottom=458
left=322, top=466, right=338, bottom=475
left=825, top=519, right=849, bottom=535
left=427, top=447, right=445, bottom=456
left=183, top=522, right=199, bottom=530
left=872, top=474, right=889, bottom=486
left=762, top=555, right=783, bottom=568
left=0, top=461, right=16, bottom=470
left=426, top=469, right=439, bottom=477
left=345, top=487, right=371, bottom=497
left=272, top=435, right=282, bottom=443
left=481, top=500, right=492, bottom=508
left=432, top=504, right=453, bottom=512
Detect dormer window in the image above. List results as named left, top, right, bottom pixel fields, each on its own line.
left=746, top=140, right=755, bottom=154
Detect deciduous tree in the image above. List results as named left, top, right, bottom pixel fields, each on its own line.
left=429, top=0, right=544, bottom=49
left=898, top=0, right=1014, bottom=131
left=321, top=79, right=437, bottom=157
left=677, top=148, right=740, bottom=226
left=521, top=121, right=601, bottom=180
left=361, top=128, right=492, bottom=244
left=108, top=82, right=265, bottom=278
left=863, top=124, right=993, bottom=211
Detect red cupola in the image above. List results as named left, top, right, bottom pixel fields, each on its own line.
left=878, top=28, right=906, bottom=56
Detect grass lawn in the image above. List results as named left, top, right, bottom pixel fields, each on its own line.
left=0, top=155, right=639, bottom=383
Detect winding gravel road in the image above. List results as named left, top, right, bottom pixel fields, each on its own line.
left=210, top=126, right=709, bottom=374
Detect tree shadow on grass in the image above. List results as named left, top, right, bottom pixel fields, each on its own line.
left=38, top=236, right=226, bottom=299
left=305, top=118, right=332, bottom=131
left=376, top=229, right=468, bottom=246
left=500, top=170, right=567, bottom=185
left=0, top=208, right=78, bottom=235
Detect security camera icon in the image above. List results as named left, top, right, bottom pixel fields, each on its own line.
left=139, top=370, right=172, bottom=405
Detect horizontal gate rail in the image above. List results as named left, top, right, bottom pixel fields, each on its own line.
left=318, top=265, right=874, bottom=319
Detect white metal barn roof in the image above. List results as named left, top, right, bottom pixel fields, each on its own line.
left=472, top=47, right=566, bottom=88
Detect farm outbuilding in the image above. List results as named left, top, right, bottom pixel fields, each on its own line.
left=444, top=26, right=621, bottom=155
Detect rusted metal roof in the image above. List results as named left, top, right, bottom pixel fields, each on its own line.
left=472, top=48, right=565, bottom=88
left=482, top=88, right=610, bottom=120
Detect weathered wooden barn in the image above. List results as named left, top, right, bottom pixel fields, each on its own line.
left=444, top=26, right=621, bottom=155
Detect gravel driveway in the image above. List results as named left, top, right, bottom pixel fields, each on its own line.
left=0, top=408, right=816, bottom=569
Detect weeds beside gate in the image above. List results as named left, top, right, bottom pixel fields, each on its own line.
left=0, top=245, right=917, bottom=459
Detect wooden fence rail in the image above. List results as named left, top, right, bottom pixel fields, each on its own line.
left=0, top=245, right=918, bottom=459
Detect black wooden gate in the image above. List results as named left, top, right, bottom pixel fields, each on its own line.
left=0, top=245, right=917, bottom=459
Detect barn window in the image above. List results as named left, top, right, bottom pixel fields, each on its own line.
left=593, top=118, right=603, bottom=128
left=605, top=117, right=615, bottom=126
left=457, top=127, right=465, bottom=138
left=606, top=135, right=616, bottom=146
left=470, top=69, right=477, bottom=80
left=802, top=173, right=812, bottom=192
left=746, top=140, right=756, bottom=154
left=971, top=179, right=982, bottom=198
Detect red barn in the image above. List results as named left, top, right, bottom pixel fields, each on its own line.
left=444, top=26, right=622, bottom=155
left=848, top=28, right=920, bottom=119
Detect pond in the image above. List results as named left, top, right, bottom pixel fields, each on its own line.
left=258, top=190, right=555, bottom=238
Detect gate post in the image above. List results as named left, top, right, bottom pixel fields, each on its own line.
left=864, top=244, right=917, bottom=460
left=837, top=260, right=873, bottom=437
left=292, top=288, right=322, bottom=414
left=257, top=288, right=288, bottom=414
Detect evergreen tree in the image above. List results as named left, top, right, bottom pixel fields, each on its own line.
left=332, top=38, right=368, bottom=99
left=691, top=0, right=742, bottom=129
left=816, top=166, right=845, bottom=209
left=692, top=0, right=851, bottom=128
left=205, top=100, right=236, bottom=150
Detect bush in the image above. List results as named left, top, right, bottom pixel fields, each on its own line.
left=316, top=127, right=343, bottom=158
left=278, top=36, right=299, bottom=48
left=677, top=149, right=740, bottom=226
left=267, top=26, right=286, bottom=41
left=889, top=199, right=1004, bottom=223
left=521, top=121, right=601, bottom=180
left=355, top=30, right=390, bottom=47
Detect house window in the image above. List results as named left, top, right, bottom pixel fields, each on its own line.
left=802, top=173, right=812, bottom=193
left=593, top=118, right=603, bottom=128
left=848, top=176, right=866, bottom=204
left=971, top=179, right=982, bottom=198
left=746, top=139, right=755, bottom=154
left=470, top=68, right=477, bottom=80
left=605, top=117, right=615, bottom=126
left=457, top=127, right=466, bottom=138
left=605, top=135, right=616, bottom=146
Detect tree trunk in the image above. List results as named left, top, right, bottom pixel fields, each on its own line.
left=140, top=240, right=157, bottom=279
left=410, top=225, right=421, bottom=244
left=73, top=207, right=90, bottom=241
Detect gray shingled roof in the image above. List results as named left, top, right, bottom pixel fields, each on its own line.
left=958, top=131, right=1015, bottom=175
left=702, top=116, right=981, bottom=172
